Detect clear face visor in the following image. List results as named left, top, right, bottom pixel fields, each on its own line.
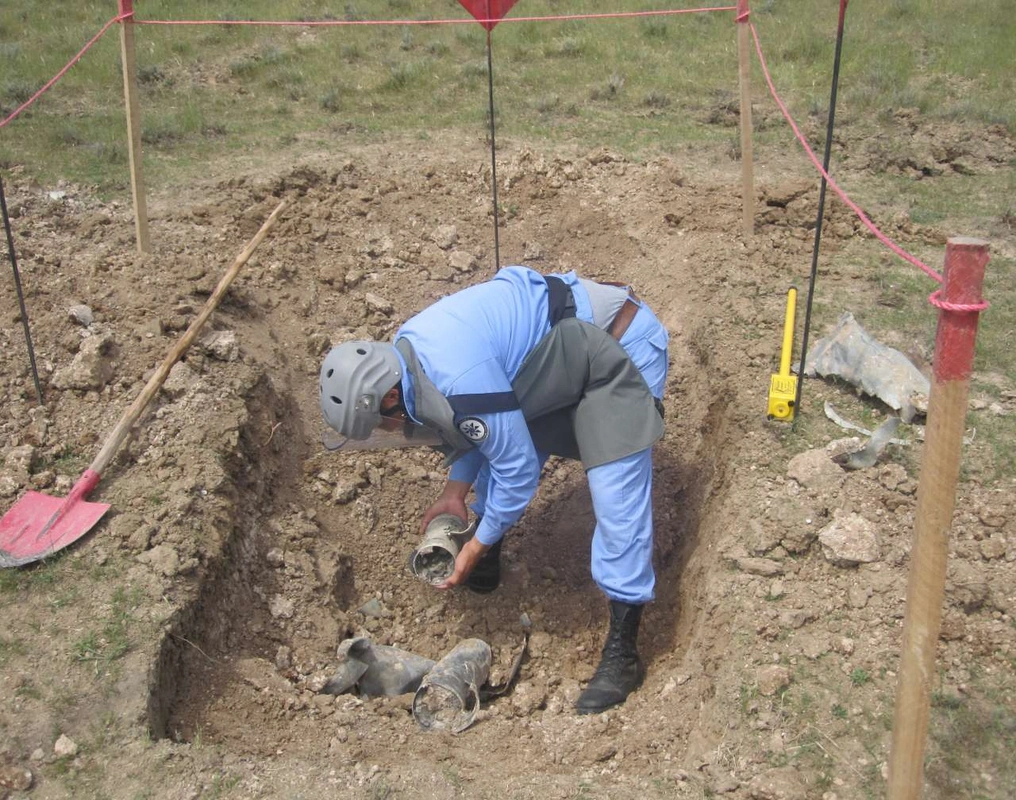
left=321, top=398, right=445, bottom=453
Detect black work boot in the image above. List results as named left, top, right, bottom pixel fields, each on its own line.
left=465, top=536, right=502, bottom=594
left=576, top=600, right=645, bottom=714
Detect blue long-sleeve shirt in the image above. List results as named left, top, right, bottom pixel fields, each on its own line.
left=395, top=266, right=596, bottom=546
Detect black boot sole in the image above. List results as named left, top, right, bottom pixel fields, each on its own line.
left=465, top=576, right=500, bottom=594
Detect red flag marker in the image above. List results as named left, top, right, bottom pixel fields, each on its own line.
left=458, top=0, right=520, bottom=30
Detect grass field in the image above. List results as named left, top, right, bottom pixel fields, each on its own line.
left=1, top=1, right=1013, bottom=187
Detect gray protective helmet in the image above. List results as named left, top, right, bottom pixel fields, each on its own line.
left=319, top=341, right=402, bottom=440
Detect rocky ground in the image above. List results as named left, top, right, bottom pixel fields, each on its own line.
left=0, top=126, right=1014, bottom=800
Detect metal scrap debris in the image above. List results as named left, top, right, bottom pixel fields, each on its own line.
left=831, top=416, right=901, bottom=470
left=322, top=623, right=530, bottom=734
left=803, top=313, right=930, bottom=422
left=412, top=638, right=492, bottom=734
left=322, top=637, right=435, bottom=697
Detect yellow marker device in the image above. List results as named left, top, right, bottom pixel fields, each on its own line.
left=767, top=286, right=798, bottom=421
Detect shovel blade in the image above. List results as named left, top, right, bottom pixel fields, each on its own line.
left=0, top=490, right=110, bottom=568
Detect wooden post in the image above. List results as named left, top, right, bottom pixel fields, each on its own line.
left=118, top=0, right=150, bottom=253
left=736, top=0, right=754, bottom=238
left=887, top=238, right=989, bottom=800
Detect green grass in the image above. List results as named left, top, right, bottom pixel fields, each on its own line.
left=47, top=444, right=91, bottom=475
left=0, top=559, right=64, bottom=594
left=205, top=773, right=241, bottom=799
left=70, top=585, right=141, bottom=678
left=744, top=663, right=887, bottom=799
left=928, top=686, right=1016, bottom=798
left=0, top=634, right=28, bottom=665
left=1, top=1, right=1013, bottom=192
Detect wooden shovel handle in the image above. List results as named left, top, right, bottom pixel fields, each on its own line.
left=88, top=197, right=289, bottom=476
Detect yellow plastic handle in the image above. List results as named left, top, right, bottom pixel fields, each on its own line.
left=779, top=287, right=798, bottom=378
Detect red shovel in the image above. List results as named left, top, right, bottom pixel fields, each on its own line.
left=0, top=198, right=289, bottom=568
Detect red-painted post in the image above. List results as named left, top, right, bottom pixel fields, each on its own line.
left=118, top=0, right=150, bottom=253
left=887, top=238, right=989, bottom=799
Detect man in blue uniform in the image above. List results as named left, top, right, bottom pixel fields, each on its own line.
left=319, top=266, right=669, bottom=714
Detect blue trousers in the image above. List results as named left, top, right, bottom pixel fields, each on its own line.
left=471, top=302, right=669, bottom=604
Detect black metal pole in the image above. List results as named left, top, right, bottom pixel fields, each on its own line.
left=0, top=175, right=44, bottom=406
left=794, top=0, right=849, bottom=416
left=485, top=26, right=501, bottom=272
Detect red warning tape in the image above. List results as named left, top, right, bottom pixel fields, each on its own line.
left=132, top=7, right=737, bottom=28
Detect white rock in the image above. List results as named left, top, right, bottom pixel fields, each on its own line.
left=0, top=765, right=33, bottom=791
left=757, top=665, right=791, bottom=696
left=818, top=513, right=881, bottom=566
left=448, top=250, right=476, bottom=273
left=68, top=305, right=94, bottom=327
left=52, top=332, right=116, bottom=391
left=980, top=535, right=1007, bottom=560
left=137, top=544, right=181, bottom=577
left=0, top=473, right=20, bottom=498
left=431, top=224, right=458, bottom=250
left=53, top=734, right=78, bottom=757
left=847, top=585, right=871, bottom=608
left=787, top=449, right=845, bottom=491
left=200, top=330, right=239, bottom=361
left=162, top=361, right=199, bottom=399
left=4, top=444, right=36, bottom=481
left=364, top=292, right=393, bottom=314
left=735, top=557, right=784, bottom=577
left=269, top=595, right=295, bottom=619
left=332, top=480, right=360, bottom=504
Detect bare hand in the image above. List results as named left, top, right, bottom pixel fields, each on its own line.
left=437, top=536, right=488, bottom=590
left=419, top=480, right=471, bottom=537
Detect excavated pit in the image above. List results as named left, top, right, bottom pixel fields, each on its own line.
left=147, top=373, right=301, bottom=741
left=149, top=344, right=734, bottom=762
left=132, top=150, right=756, bottom=773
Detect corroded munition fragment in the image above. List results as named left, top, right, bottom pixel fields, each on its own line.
left=409, top=513, right=471, bottom=584
left=412, top=638, right=492, bottom=733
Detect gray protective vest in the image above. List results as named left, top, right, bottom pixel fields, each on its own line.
left=513, top=317, right=663, bottom=467
left=395, top=338, right=474, bottom=455
left=396, top=318, right=663, bottom=469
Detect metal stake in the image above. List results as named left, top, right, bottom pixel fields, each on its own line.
left=0, top=175, right=44, bottom=405
left=485, top=26, right=501, bottom=272
left=794, top=0, right=850, bottom=415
